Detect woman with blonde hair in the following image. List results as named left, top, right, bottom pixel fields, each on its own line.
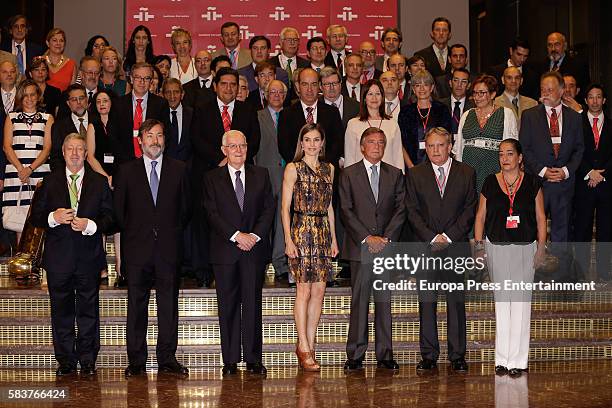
left=44, top=28, right=77, bottom=92
left=281, top=123, right=338, bottom=371
left=99, top=46, right=130, bottom=96
left=169, top=28, right=196, bottom=84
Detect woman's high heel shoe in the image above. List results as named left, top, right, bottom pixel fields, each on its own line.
left=296, top=344, right=320, bottom=371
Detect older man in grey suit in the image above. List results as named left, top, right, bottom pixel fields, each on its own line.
left=340, top=127, right=406, bottom=371
left=254, top=79, right=290, bottom=281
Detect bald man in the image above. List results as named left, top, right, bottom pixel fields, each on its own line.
left=539, top=32, right=589, bottom=99
left=494, top=66, right=538, bottom=123
left=359, top=41, right=382, bottom=83
left=183, top=50, right=215, bottom=109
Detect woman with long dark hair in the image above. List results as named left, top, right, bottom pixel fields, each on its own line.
left=281, top=123, right=338, bottom=372
left=123, top=25, right=155, bottom=77
left=27, top=56, right=61, bottom=116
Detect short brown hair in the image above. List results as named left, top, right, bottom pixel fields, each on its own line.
left=472, top=74, right=498, bottom=93
left=541, top=70, right=564, bottom=88
left=138, top=118, right=164, bottom=138
left=360, top=127, right=387, bottom=145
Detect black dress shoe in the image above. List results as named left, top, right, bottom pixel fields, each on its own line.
left=495, top=365, right=508, bottom=375
left=326, top=279, right=340, bottom=287
left=159, top=361, right=189, bottom=376
left=114, top=275, right=127, bottom=288
left=222, top=363, right=238, bottom=376
left=246, top=362, right=267, bottom=375
left=80, top=362, right=97, bottom=376
left=416, top=359, right=437, bottom=371
left=451, top=359, right=468, bottom=372
left=508, top=368, right=527, bottom=378
left=56, top=364, right=76, bottom=376
left=343, top=359, right=363, bottom=371
left=377, top=359, right=400, bottom=370
left=124, top=365, right=147, bottom=377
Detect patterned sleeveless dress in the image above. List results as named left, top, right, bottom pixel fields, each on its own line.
left=461, top=107, right=506, bottom=193
left=289, top=161, right=333, bottom=283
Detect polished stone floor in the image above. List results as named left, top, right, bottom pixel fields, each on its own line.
left=0, top=360, right=610, bottom=407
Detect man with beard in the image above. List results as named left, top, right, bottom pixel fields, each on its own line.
left=114, top=119, right=191, bottom=377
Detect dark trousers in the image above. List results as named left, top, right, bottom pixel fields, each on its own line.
left=47, top=264, right=100, bottom=367
left=346, top=261, right=393, bottom=362
left=417, top=255, right=466, bottom=362
left=126, top=251, right=179, bottom=367
left=543, top=182, right=574, bottom=242
left=213, top=256, right=266, bottom=364
left=573, top=179, right=612, bottom=280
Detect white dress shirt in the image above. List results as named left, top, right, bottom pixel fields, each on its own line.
left=198, top=74, right=213, bottom=89
left=332, top=50, right=346, bottom=74
left=170, top=103, right=183, bottom=143
left=47, top=166, right=97, bottom=235
left=227, top=164, right=261, bottom=242
left=429, top=157, right=452, bottom=243
left=278, top=53, right=298, bottom=72
left=300, top=101, right=318, bottom=123
left=385, top=96, right=400, bottom=121
left=71, top=111, right=89, bottom=130
left=585, top=111, right=606, bottom=180
left=324, top=95, right=344, bottom=119
left=345, top=81, right=361, bottom=101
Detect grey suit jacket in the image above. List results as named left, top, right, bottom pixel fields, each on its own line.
left=494, top=93, right=538, bottom=122
left=339, top=160, right=406, bottom=261
left=254, top=108, right=284, bottom=195
left=212, top=47, right=252, bottom=69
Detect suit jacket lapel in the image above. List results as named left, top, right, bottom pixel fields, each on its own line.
left=180, top=108, right=192, bottom=148
left=538, top=105, right=554, bottom=152
left=76, top=169, right=92, bottom=215
left=376, top=163, right=389, bottom=208
left=138, top=159, right=155, bottom=207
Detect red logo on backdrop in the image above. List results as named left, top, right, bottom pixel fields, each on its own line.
left=125, top=0, right=397, bottom=57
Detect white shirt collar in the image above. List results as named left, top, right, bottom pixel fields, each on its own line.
left=143, top=153, right=163, bottom=174
left=65, top=166, right=85, bottom=180
left=387, top=96, right=400, bottom=106
left=1, top=87, right=16, bottom=96
left=451, top=95, right=465, bottom=105
left=71, top=111, right=88, bottom=123
left=217, top=97, right=236, bottom=111
left=300, top=100, right=317, bottom=111
left=504, top=91, right=519, bottom=101
left=325, top=94, right=343, bottom=106
left=430, top=157, right=452, bottom=172
left=546, top=104, right=562, bottom=115
left=588, top=111, right=604, bottom=124
left=132, top=91, right=149, bottom=104
left=227, top=163, right=246, bottom=178
left=171, top=103, right=183, bottom=114
left=363, top=157, right=380, bottom=171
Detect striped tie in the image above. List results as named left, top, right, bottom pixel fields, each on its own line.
left=222, top=105, right=231, bottom=132
left=235, top=170, right=244, bottom=211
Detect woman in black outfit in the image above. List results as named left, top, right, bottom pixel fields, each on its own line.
left=474, top=139, right=547, bottom=378
left=123, top=25, right=155, bottom=78
left=397, top=69, right=452, bottom=166
left=27, top=57, right=62, bottom=116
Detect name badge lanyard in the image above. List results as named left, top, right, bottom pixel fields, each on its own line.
left=435, top=166, right=447, bottom=196
left=503, top=173, right=523, bottom=227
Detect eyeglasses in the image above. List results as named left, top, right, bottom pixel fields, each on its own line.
left=224, top=143, right=248, bottom=150
left=283, top=38, right=299, bottom=44
left=82, top=70, right=100, bottom=76
left=472, top=90, right=490, bottom=97
left=360, top=50, right=377, bottom=56
left=321, top=81, right=341, bottom=88
left=268, top=90, right=287, bottom=96
left=133, top=75, right=152, bottom=82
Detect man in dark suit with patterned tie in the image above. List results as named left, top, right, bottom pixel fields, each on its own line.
left=573, top=84, right=611, bottom=280
left=203, top=130, right=275, bottom=376
left=31, top=133, right=114, bottom=376
left=324, top=24, right=348, bottom=76
left=114, top=119, right=191, bottom=377
left=405, top=127, right=477, bottom=372
left=414, top=18, right=453, bottom=78
left=438, top=68, right=474, bottom=137
left=520, top=71, right=584, bottom=279
left=340, top=127, right=406, bottom=371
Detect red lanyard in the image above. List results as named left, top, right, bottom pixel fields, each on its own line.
left=435, top=164, right=448, bottom=195
left=503, top=173, right=523, bottom=216
left=417, top=105, right=431, bottom=134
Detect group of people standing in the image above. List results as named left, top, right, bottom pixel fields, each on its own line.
left=0, top=13, right=607, bottom=382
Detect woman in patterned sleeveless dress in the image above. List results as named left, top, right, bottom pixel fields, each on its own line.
left=3, top=79, right=53, bottom=240
left=453, top=74, right=518, bottom=192
left=281, top=123, right=339, bottom=371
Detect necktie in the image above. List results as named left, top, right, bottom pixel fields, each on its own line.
left=552, top=60, right=559, bottom=71
left=285, top=59, right=293, bottom=87
left=452, top=101, right=461, bottom=134
left=133, top=98, right=143, bottom=157
left=150, top=160, right=159, bottom=205
left=398, top=86, right=404, bottom=100
left=512, top=97, right=519, bottom=113
left=361, top=72, right=368, bottom=85
left=305, top=106, right=314, bottom=124
left=438, top=49, right=446, bottom=70
left=336, top=54, right=343, bottom=77
left=274, top=111, right=280, bottom=129
left=351, top=86, right=357, bottom=100
left=386, top=101, right=393, bottom=115
left=221, top=105, right=232, bottom=132
left=235, top=170, right=244, bottom=211
left=16, top=44, right=24, bottom=75
left=69, top=174, right=79, bottom=209
left=78, top=117, right=86, bottom=137
left=88, top=91, right=94, bottom=105
left=370, top=164, right=379, bottom=203
left=3, top=92, right=12, bottom=113
left=550, top=108, right=560, bottom=158
left=170, top=110, right=179, bottom=145
left=316, top=67, right=321, bottom=73
left=437, top=166, right=446, bottom=197
left=229, top=50, right=237, bottom=69
left=593, top=117, right=600, bottom=150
